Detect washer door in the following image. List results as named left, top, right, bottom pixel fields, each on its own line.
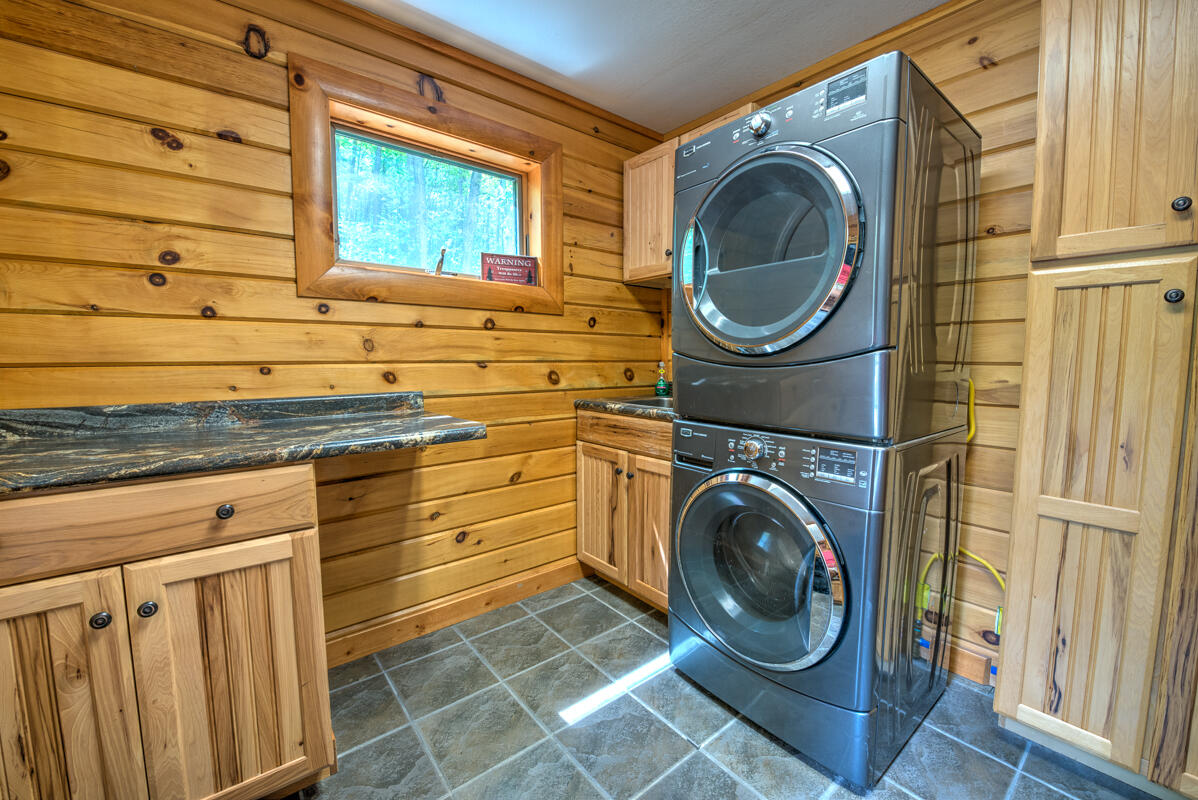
left=679, top=145, right=862, bottom=355
left=675, top=471, right=846, bottom=671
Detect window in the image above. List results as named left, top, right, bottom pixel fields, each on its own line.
left=332, top=128, right=522, bottom=277
left=287, top=55, right=564, bottom=314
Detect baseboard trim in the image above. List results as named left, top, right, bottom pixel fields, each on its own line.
left=324, top=556, right=589, bottom=667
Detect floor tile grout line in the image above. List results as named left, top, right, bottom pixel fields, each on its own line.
left=378, top=656, right=455, bottom=797
left=456, top=633, right=615, bottom=800
left=922, top=718, right=1027, bottom=771
left=698, top=748, right=771, bottom=800
left=699, top=715, right=740, bottom=749
left=1001, top=743, right=1032, bottom=800
left=626, top=750, right=696, bottom=800
left=881, top=776, right=925, bottom=799
left=445, top=733, right=553, bottom=798
left=817, top=781, right=843, bottom=800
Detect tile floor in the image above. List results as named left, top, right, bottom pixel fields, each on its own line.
left=303, top=576, right=1152, bottom=800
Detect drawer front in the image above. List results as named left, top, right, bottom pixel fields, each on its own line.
left=0, top=464, right=316, bottom=586
left=577, top=411, right=672, bottom=460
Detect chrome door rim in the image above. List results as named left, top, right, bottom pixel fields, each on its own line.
left=675, top=470, right=846, bottom=671
left=679, top=144, right=862, bottom=355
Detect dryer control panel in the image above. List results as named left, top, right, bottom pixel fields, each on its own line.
left=673, top=420, right=887, bottom=511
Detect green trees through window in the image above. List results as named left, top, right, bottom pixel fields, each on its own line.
left=333, top=128, right=521, bottom=277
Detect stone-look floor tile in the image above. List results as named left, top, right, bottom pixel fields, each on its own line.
left=328, top=673, right=406, bottom=752
left=306, top=725, right=446, bottom=799
left=506, top=651, right=614, bottom=731
left=577, top=621, right=668, bottom=680
left=1008, top=775, right=1072, bottom=799
left=522, top=582, right=587, bottom=613
left=884, top=725, right=1015, bottom=800
left=926, top=681, right=1027, bottom=766
left=1021, top=743, right=1157, bottom=800
left=374, top=627, right=461, bottom=670
left=576, top=574, right=608, bottom=592
left=632, top=668, right=734, bottom=745
left=327, top=654, right=380, bottom=691
left=387, top=642, right=496, bottom=718
left=639, top=752, right=758, bottom=800
left=416, top=684, right=544, bottom=788
left=635, top=609, right=669, bottom=640
left=471, top=616, right=569, bottom=677
left=590, top=582, right=653, bottom=619
left=535, top=594, right=627, bottom=645
left=556, top=693, right=694, bottom=799
left=704, top=716, right=833, bottom=800
left=454, top=739, right=603, bottom=800
left=454, top=602, right=529, bottom=639
left=825, top=778, right=920, bottom=799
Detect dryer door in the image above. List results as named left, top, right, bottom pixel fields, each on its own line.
left=675, top=471, right=846, bottom=671
left=679, top=144, right=862, bottom=355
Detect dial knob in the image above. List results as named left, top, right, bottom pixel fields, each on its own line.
left=740, top=438, right=765, bottom=460
left=748, top=111, right=772, bottom=138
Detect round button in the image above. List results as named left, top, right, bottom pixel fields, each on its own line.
left=748, top=111, right=772, bottom=138
left=740, top=438, right=765, bottom=460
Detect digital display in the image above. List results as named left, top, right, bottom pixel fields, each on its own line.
left=816, top=447, right=857, bottom=483
left=826, top=69, right=868, bottom=116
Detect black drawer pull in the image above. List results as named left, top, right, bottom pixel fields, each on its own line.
left=614, top=467, right=623, bottom=476
left=664, top=248, right=672, bottom=257
left=1172, top=196, right=1192, bottom=212
left=215, top=503, right=235, bottom=520
left=89, top=612, right=112, bottom=630
left=137, top=601, right=159, bottom=618
left=626, top=471, right=635, bottom=480
left=1165, top=288, right=1186, bottom=304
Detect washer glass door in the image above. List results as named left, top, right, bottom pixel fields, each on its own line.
left=680, top=145, right=861, bottom=355
left=675, top=471, right=845, bottom=670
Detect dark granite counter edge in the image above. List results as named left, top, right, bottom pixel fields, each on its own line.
left=574, top=398, right=676, bottom=422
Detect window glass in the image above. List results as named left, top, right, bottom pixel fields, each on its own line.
left=333, top=127, right=521, bottom=277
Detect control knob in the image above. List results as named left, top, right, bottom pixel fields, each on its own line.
left=747, top=111, right=772, bottom=138
left=739, top=438, right=765, bottom=460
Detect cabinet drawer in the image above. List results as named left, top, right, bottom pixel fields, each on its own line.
left=0, top=464, right=316, bottom=587
left=577, top=411, right=672, bottom=460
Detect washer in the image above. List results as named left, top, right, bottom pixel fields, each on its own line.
left=669, top=419, right=965, bottom=787
left=671, top=51, right=981, bottom=443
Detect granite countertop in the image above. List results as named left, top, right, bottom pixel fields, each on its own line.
left=0, top=393, right=486, bottom=495
left=574, top=396, right=676, bottom=422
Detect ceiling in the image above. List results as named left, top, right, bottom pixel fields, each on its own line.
left=345, top=0, right=943, bottom=133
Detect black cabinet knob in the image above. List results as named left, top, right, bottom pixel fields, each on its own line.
left=664, top=248, right=673, bottom=257
left=614, top=467, right=623, bottom=475
left=89, top=612, right=112, bottom=630
left=137, top=601, right=159, bottom=618
left=1165, top=288, right=1186, bottom=304
left=215, top=503, right=235, bottom=520
left=1173, top=196, right=1193, bottom=212
left=626, top=472, right=635, bottom=480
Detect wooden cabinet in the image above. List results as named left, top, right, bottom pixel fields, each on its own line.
left=1031, top=0, right=1197, bottom=261
left=0, top=466, right=334, bottom=799
left=623, top=138, right=678, bottom=287
left=125, top=531, right=332, bottom=800
left=996, top=254, right=1197, bottom=769
left=576, top=411, right=672, bottom=609
left=0, top=568, right=147, bottom=799
left=622, top=103, right=759, bottom=287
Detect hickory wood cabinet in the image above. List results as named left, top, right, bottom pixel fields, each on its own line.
left=0, top=465, right=334, bottom=799
left=622, top=104, right=758, bottom=287
left=576, top=411, right=672, bottom=609
left=996, top=254, right=1196, bottom=771
left=1031, top=0, right=1197, bottom=261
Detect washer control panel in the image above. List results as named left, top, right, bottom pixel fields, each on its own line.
left=674, top=420, right=886, bottom=510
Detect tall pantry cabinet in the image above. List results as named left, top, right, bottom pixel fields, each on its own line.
left=996, top=0, right=1198, bottom=792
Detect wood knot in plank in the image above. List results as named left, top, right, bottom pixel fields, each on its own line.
left=0, top=159, right=9, bottom=181
left=547, top=369, right=560, bottom=385
left=978, top=55, right=997, bottom=69
left=455, top=531, right=468, bottom=543
left=483, top=318, right=496, bottom=330
left=259, top=366, right=272, bottom=375
left=158, top=250, right=180, bottom=265
left=201, top=306, right=217, bottom=318
left=587, top=317, right=597, bottom=328
left=624, top=368, right=635, bottom=381
left=382, top=371, right=397, bottom=384
left=362, top=338, right=375, bottom=352
left=508, top=471, right=522, bottom=483
left=242, top=24, right=270, bottom=59
left=317, top=302, right=330, bottom=314
left=147, top=272, right=167, bottom=286
left=416, top=73, right=446, bottom=103
left=217, top=130, right=242, bottom=143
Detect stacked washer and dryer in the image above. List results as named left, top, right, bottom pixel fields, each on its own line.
left=666, top=52, right=981, bottom=787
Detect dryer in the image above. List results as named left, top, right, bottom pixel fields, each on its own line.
left=669, top=419, right=966, bottom=786
left=671, top=52, right=981, bottom=443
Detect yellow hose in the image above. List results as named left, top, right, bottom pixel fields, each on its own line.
left=966, top=379, right=976, bottom=443
left=917, top=547, right=1006, bottom=634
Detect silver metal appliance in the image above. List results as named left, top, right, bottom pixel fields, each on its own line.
left=668, top=419, right=965, bottom=786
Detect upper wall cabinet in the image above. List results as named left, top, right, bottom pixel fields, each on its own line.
left=1031, top=0, right=1198, bottom=261
left=623, top=104, right=758, bottom=286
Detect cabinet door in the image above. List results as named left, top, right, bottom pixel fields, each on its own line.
left=576, top=443, right=628, bottom=583
left=0, top=567, right=148, bottom=800
left=627, top=455, right=671, bottom=609
left=1031, top=0, right=1197, bottom=260
left=623, top=137, right=677, bottom=286
left=124, top=531, right=333, bottom=800
left=996, top=255, right=1196, bottom=769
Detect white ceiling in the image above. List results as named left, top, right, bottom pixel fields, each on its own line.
left=346, top=0, right=943, bottom=133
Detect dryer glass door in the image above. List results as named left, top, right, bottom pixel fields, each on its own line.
left=675, top=471, right=846, bottom=671
left=680, top=145, right=861, bottom=355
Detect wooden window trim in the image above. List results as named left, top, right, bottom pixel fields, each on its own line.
left=287, top=54, right=564, bottom=314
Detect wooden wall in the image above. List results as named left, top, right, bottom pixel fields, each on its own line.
left=667, top=0, right=1039, bottom=681
left=0, top=0, right=664, bottom=664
